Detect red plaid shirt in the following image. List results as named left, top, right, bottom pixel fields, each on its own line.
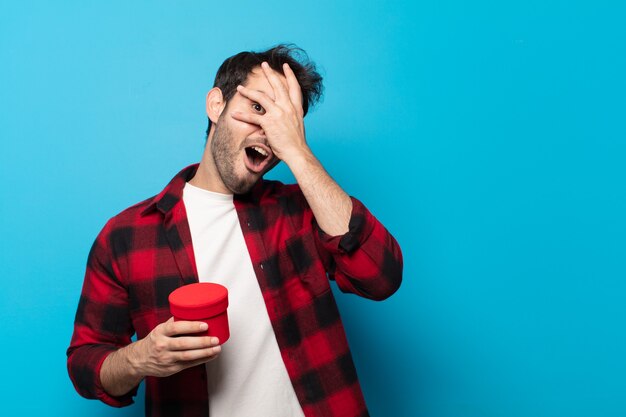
left=67, top=164, right=402, bottom=417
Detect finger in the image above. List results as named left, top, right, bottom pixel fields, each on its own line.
left=236, top=85, right=275, bottom=112
left=174, top=345, right=222, bottom=362
left=260, top=61, right=289, bottom=103
left=231, top=110, right=263, bottom=126
left=161, top=319, right=208, bottom=337
left=282, top=63, right=303, bottom=113
left=169, top=336, right=220, bottom=351
left=177, top=352, right=221, bottom=371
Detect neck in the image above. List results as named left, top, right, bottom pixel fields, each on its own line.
left=189, top=149, right=232, bottom=195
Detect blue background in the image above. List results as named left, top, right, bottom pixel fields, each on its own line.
left=1, top=1, right=625, bottom=416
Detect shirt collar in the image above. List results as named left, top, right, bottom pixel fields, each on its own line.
left=141, top=163, right=264, bottom=216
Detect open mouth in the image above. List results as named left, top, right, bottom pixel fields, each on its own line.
left=243, top=143, right=273, bottom=173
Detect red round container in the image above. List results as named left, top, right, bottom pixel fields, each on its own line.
left=168, top=283, right=230, bottom=344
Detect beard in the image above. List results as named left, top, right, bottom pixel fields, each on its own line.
left=210, top=120, right=258, bottom=194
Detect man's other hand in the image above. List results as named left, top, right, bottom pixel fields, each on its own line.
left=130, top=317, right=221, bottom=378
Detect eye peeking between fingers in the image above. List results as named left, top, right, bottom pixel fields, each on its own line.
left=252, top=102, right=265, bottom=114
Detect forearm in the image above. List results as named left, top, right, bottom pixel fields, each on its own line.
left=286, top=148, right=353, bottom=236
left=100, top=342, right=144, bottom=397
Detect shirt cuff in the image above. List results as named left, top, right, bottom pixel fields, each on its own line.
left=315, top=197, right=375, bottom=254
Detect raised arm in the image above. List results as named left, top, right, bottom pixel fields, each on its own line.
left=232, top=61, right=352, bottom=236
left=232, top=62, right=402, bottom=300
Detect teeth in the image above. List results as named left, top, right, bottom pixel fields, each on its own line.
left=252, top=146, right=268, bottom=156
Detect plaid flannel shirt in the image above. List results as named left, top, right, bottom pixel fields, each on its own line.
left=67, top=164, right=403, bottom=417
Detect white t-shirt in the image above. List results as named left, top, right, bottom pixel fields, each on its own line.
left=183, top=182, right=305, bottom=417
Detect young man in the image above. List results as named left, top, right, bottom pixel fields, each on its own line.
left=67, top=44, right=402, bottom=417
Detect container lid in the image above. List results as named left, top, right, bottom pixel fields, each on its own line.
left=169, top=283, right=229, bottom=320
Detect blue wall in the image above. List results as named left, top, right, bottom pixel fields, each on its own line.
left=1, top=1, right=625, bottom=416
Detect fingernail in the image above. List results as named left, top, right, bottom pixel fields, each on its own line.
left=262, top=61, right=269, bottom=68
left=200, top=323, right=208, bottom=330
left=214, top=345, right=222, bottom=353
left=211, top=337, right=219, bottom=345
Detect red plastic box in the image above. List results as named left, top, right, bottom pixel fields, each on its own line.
left=168, top=282, right=230, bottom=344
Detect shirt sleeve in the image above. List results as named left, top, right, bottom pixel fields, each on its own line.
left=313, top=196, right=403, bottom=301
left=66, top=220, right=137, bottom=407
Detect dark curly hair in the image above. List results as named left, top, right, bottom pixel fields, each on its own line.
left=206, top=44, right=324, bottom=138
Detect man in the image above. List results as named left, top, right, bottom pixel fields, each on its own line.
left=67, top=44, right=402, bottom=417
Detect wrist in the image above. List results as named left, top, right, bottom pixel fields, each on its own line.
left=124, top=340, right=145, bottom=379
left=282, top=145, right=316, bottom=173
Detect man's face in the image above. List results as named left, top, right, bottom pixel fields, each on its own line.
left=210, top=66, right=284, bottom=194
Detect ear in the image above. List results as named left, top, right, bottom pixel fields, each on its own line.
left=206, top=87, right=226, bottom=124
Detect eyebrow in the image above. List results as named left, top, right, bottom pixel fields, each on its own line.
left=248, top=89, right=276, bottom=100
